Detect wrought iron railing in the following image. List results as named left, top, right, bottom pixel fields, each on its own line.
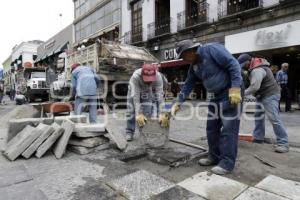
left=147, top=17, right=173, bottom=39
left=123, top=28, right=144, bottom=44
left=218, top=0, right=263, bottom=18
left=177, top=2, right=209, bottom=31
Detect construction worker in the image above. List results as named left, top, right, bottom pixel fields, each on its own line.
left=238, top=54, right=289, bottom=153
left=71, top=63, right=100, bottom=123
left=125, top=64, right=169, bottom=141
left=171, top=40, right=243, bottom=175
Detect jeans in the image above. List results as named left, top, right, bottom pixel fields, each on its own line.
left=75, top=96, right=97, bottom=123
left=280, top=84, right=291, bottom=112
left=126, top=97, right=159, bottom=135
left=253, top=94, right=289, bottom=146
left=207, top=97, right=242, bottom=171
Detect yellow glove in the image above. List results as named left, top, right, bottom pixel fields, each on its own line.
left=229, top=87, right=242, bottom=105
left=159, top=113, right=170, bottom=128
left=171, top=103, right=180, bottom=117
left=136, top=113, right=147, bottom=127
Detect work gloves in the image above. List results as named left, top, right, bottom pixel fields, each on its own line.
left=229, top=87, right=242, bottom=105
left=159, top=113, right=170, bottom=128
left=136, top=113, right=147, bottom=127
left=171, top=103, right=180, bottom=117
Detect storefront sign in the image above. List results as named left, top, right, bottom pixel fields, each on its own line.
left=225, top=20, right=300, bottom=54
left=163, top=48, right=178, bottom=60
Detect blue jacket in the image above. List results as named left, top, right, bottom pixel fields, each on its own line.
left=71, top=66, right=100, bottom=97
left=178, top=43, right=241, bottom=103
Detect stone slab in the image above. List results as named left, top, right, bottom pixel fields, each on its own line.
left=68, top=143, right=111, bottom=155
left=140, top=119, right=169, bottom=148
left=235, top=187, right=289, bottom=200
left=74, top=123, right=106, bottom=132
left=53, top=120, right=74, bottom=159
left=22, top=124, right=55, bottom=159
left=4, top=125, right=42, bottom=161
left=73, top=131, right=106, bottom=138
left=106, top=125, right=127, bottom=150
left=110, top=170, right=174, bottom=200
left=0, top=165, right=33, bottom=188
left=7, top=118, right=53, bottom=142
left=68, top=136, right=109, bottom=148
left=177, top=171, right=248, bottom=200
left=35, top=123, right=64, bottom=158
left=150, top=186, right=205, bottom=200
left=0, top=181, right=48, bottom=200
left=54, top=115, right=87, bottom=125
left=255, top=175, right=300, bottom=200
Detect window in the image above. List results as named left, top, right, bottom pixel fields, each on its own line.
left=131, top=1, right=142, bottom=42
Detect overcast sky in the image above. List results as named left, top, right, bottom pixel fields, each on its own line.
left=0, top=0, right=74, bottom=65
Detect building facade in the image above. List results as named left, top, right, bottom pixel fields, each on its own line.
left=121, top=0, right=300, bottom=100
left=73, top=0, right=121, bottom=46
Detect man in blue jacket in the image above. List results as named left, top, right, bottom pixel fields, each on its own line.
left=71, top=63, right=100, bottom=123
left=171, top=40, right=243, bottom=175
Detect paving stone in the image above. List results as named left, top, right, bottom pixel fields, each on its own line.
left=35, top=123, right=64, bottom=158
left=54, top=115, right=87, bottom=125
left=255, top=175, right=300, bottom=200
left=235, top=187, right=289, bottom=200
left=106, top=125, right=127, bottom=150
left=68, top=136, right=109, bottom=148
left=74, top=123, right=106, bottom=132
left=53, top=120, right=75, bottom=159
left=140, top=119, right=169, bottom=148
left=150, top=186, right=205, bottom=200
left=110, top=170, right=174, bottom=200
left=68, top=143, right=111, bottom=155
left=4, top=125, right=43, bottom=161
left=177, top=171, right=248, bottom=200
left=22, top=124, right=55, bottom=159
left=0, top=181, right=48, bottom=200
left=7, top=118, right=53, bottom=142
left=0, top=165, right=33, bottom=188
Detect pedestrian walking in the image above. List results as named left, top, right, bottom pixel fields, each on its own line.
left=171, top=40, right=243, bottom=175
left=125, top=64, right=168, bottom=141
left=276, top=63, right=292, bottom=112
left=0, top=81, right=4, bottom=104
left=238, top=54, right=289, bottom=153
left=71, top=63, right=100, bottom=123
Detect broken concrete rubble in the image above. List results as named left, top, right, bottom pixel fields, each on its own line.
left=68, top=136, right=109, bottom=148
left=73, top=131, right=105, bottom=138
left=22, top=124, right=55, bottom=159
left=53, top=120, right=74, bottom=159
left=4, top=125, right=42, bottom=161
left=106, top=125, right=127, bottom=151
left=68, top=143, right=111, bottom=155
left=35, top=123, right=64, bottom=158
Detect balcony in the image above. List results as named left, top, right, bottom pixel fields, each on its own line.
left=147, top=17, right=173, bottom=40
left=218, top=0, right=263, bottom=18
left=177, top=2, right=209, bottom=31
left=124, top=29, right=143, bottom=44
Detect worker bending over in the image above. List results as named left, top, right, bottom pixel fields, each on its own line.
left=71, top=63, right=100, bottom=123
left=172, top=40, right=243, bottom=175
left=125, top=64, right=169, bottom=141
left=238, top=54, right=289, bottom=153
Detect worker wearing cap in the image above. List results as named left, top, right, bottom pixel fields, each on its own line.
left=125, top=64, right=169, bottom=141
left=238, top=54, right=289, bottom=153
left=171, top=40, right=243, bottom=175
left=71, top=63, right=100, bottom=123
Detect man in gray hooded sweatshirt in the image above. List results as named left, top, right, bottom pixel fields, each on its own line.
left=238, top=54, right=289, bottom=153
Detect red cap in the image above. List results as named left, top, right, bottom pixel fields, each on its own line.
left=142, top=64, right=157, bottom=82
left=71, top=63, right=80, bottom=71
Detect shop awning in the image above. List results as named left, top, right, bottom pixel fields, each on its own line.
left=160, top=59, right=189, bottom=68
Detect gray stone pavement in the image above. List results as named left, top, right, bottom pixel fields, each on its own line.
left=0, top=100, right=299, bottom=199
